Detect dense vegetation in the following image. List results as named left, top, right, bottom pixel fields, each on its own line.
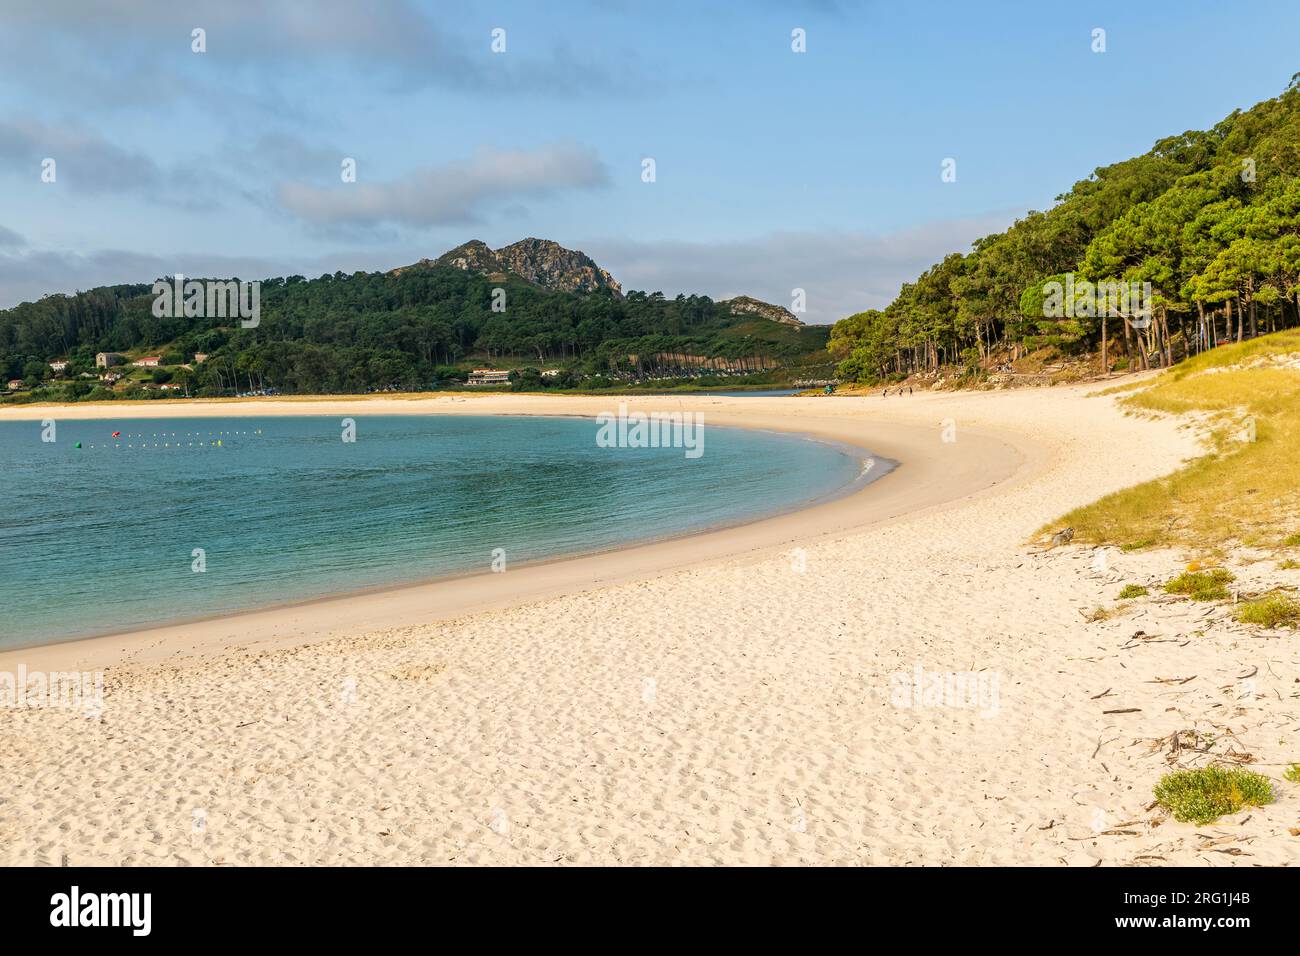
left=830, top=75, right=1300, bottom=383
left=0, top=266, right=828, bottom=399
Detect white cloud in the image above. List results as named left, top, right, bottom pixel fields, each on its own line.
left=276, top=143, right=610, bottom=228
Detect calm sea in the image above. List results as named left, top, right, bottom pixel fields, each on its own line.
left=0, top=415, right=867, bottom=648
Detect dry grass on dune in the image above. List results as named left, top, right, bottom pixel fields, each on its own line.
left=1050, top=328, right=1300, bottom=555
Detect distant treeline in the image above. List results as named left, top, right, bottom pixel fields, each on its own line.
left=831, top=75, right=1300, bottom=383
left=0, top=267, right=821, bottom=394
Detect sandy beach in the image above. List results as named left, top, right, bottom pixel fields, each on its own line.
left=2, top=386, right=1297, bottom=866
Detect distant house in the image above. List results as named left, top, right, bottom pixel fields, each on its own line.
left=7, top=379, right=23, bottom=390
left=49, top=360, right=69, bottom=374
left=540, top=368, right=560, bottom=378
left=467, top=369, right=511, bottom=385
left=101, top=372, right=124, bottom=383
left=133, top=356, right=162, bottom=367
left=96, top=352, right=125, bottom=368
left=193, top=352, right=209, bottom=363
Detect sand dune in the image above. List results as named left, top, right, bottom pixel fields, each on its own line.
left=2, top=386, right=1297, bottom=866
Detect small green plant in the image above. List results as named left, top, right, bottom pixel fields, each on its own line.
left=1278, top=559, right=1300, bottom=570
left=1235, top=593, right=1300, bottom=627
left=1283, top=533, right=1300, bottom=547
left=1120, top=538, right=1157, bottom=552
left=1153, top=766, right=1274, bottom=824
left=1164, top=569, right=1235, bottom=601
left=1284, top=763, right=1300, bottom=783
left=1117, top=584, right=1149, bottom=599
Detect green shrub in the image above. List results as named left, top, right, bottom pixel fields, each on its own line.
left=1164, top=569, right=1235, bottom=601
left=1118, top=584, right=1149, bottom=599
left=1284, top=764, right=1300, bottom=784
left=1235, top=594, right=1300, bottom=627
left=1153, top=766, right=1274, bottom=824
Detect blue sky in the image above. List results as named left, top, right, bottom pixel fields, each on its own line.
left=1, top=0, right=1298, bottom=321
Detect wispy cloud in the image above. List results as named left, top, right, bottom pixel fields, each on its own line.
left=0, top=225, right=25, bottom=249
left=0, top=0, right=644, bottom=112
left=585, top=213, right=1017, bottom=324
left=276, top=143, right=611, bottom=229
left=0, top=117, right=220, bottom=205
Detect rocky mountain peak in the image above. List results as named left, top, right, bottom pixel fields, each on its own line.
left=719, top=295, right=804, bottom=327
left=399, top=238, right=622, bottom=295
left=494, top=238, right=621, bottom=295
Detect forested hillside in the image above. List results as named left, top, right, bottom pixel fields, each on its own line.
left=0, top=252, right=828, bottom=398
left=830, top=75, right=1300, bottom=384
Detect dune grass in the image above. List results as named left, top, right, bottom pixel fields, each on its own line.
left=1153, top=766, right=1274, bottom=825
left=1083, top=603, right=1130, bottom=622
left=1117, top=583, right=1149, bottom=599
left=1049, top=329, right=1300, bottom=554
left=1234, top=593, right=1300, bottom=627
left=1164, top=569, right=1235, bottom=601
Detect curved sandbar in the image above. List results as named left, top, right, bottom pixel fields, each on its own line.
left=6, top=386, right=1249, bottom=868
left=0, top=393, right=1027, bottom=671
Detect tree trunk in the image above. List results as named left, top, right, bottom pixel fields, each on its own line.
left=1100, top=315, right=1108, bottom=374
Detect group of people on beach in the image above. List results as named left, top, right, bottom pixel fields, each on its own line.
left=882, top=386, right=914, bottom=397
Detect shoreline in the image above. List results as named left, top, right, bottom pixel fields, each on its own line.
left=1, top=413, right=897, bottom=656
left=0, top=394, right=1024, bottom=672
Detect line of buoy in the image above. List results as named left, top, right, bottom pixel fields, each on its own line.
left=71, top=427, right=263, bottom=449
left=106, top=429, right=261, bottom=439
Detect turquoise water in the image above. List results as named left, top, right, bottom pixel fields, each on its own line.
left=0, top=415, right=866, bottom=648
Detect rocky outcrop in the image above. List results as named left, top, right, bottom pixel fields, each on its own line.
left=432, top=240, right=503, bottom=275
left=496, top=238, right=621, bottom=295
left=719, top=295, right=804, bottom=327
left=396, top=238, right=622, bottom=295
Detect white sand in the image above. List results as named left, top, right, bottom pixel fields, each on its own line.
left=2, top=386, right=1296, bottom=866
